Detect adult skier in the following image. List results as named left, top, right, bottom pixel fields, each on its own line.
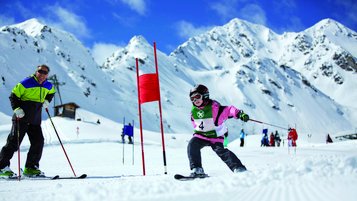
left=187, top=84, right=249, bottom=177
left=0, top=65, right=55, bottom=178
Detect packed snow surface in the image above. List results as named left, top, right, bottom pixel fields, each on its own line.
left=0, top=109, right=356, bottom=201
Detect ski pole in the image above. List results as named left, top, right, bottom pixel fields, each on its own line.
left=249, top=119, right=288, bottom=130
left=17, top=117, right=21, bottom=181
left=46, top=108, right=77, bottom=177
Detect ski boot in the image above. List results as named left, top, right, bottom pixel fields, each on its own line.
left=190, top=167, right=207, bottom=178
left=233, top=166, right=247, bottom=173
left=23, top=166, right=45, bottom=177
left=0, top=166, right=16, bottom=178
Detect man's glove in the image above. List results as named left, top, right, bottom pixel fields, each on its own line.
left=237, top=110, right=249, bottom=122
left=43, top=100, right=50, bottom=109
left=14, top=107, right=25, bottom=118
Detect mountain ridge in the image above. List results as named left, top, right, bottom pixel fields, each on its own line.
left=0, top=17, right=356, bottom=136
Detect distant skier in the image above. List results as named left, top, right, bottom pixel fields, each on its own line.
left=274, top=131, right=281, bottom=147
left=261, top=129, right=269, bottom=147
left=187, top=84, right=249, bottom=177
left=326, top=134, right=333, bottom=144
left=287, top=128, right=298, bottom=147
left=127, top=123, right=133, bottom=144
left=269, top=132, right=275, bottom=147
left=240, top=129, right=246, bottom=147
left=122, top=123, right=134, bottom=144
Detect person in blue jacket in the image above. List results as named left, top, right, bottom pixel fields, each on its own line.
left=240, top=129, right=246, bottom=147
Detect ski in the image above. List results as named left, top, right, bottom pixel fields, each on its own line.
left=56, top=174, right=87, bottom=180
left=1, top=174, right=87, bottom=181
left=0, top=175, right=60, bottom=180
left=22, top=175, right=60, bottom=180
left=174, top=174, right=209, bottom=181
left=0, top=176, right=20, bottom=180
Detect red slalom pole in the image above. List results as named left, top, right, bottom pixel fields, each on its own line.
left=17, top=117, right=21, bottom=181
left=153, top=42, right=167, bottom=174
left=46, top=108, right=77, bottom=177
left=249, top=119, right=289, bottom=130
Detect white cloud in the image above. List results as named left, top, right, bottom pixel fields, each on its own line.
left=210, top=0, right=239, bottom=21
left=239, top=4, right=267, bottom=26
left=175, top=21, right=214, bottom=39
left=12, top=1, right=34, bottom=19
left=210, top=1, right=267, bottom=26
left=0, top=15, right=15, bottom=27
left=91, top=43, right=124, bottom=65
left=274, top=16, right=305, bottom=33
left=120, top=0, right=147, bottom=15
left=43, top=6, right=91, bottom=39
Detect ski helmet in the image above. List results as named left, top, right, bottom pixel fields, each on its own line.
left=189, top=84, right=209, bottom=100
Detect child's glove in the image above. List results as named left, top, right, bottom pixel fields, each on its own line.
left=237, top=110, right=249, bottom=122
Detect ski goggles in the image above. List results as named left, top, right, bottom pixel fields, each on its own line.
left=190, top=93, right=202, bottom=102
left=37, top=69, right=49, bottom=75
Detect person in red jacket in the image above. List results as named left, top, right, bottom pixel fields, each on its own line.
left=269, top=132, right=275, bottom=147
left=287, top=128, right=298, bottom=147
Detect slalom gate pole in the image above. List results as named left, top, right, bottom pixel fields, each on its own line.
left=132, top=120, right=134, bottom=165
left=46, top=108, right=77, bottom=177
left=17, top=118, right=21, bottom=181
left=136, top=58, right=146, bottom=176
left=153, top=42, right=167, bottom=174
left=122, top=117, right=125, bottom=165
left=249, top=119, right=288, bottom=131
left=288, top=142, right=290, bottom=155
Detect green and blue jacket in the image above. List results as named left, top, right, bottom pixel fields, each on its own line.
left=10, top=74, right=55, bottom=125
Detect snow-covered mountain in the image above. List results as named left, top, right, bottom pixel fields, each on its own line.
left=0, top=19, right=129, bottom=126
left=278, top=19, right=357, bottom=109
left=0, top=18, right=356, bottom=137
left=170, top=18, right=357, bottom=109
left=104, top=18, right=357, bottom=134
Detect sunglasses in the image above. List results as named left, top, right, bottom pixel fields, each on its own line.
left=37, top=69, right=49, bottom=75
left=190, top=93, right=202, bottom=102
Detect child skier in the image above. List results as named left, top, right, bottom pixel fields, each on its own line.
left=187, top=84, right=249, bottom=177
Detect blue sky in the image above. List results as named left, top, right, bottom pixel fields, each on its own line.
left=1, top=0, right=356, bottom=64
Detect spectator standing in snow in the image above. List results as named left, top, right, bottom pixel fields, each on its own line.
left=274, top=131, right=281, bottom=147
left=240, top=129, right=246, bottom=147
left=287, top=128, right=298, bottom=147
left=326, top=134, right=333, bottom=144
left=269, top=132, right=275, bottom=147
left=261, top=129, right=269, bottom=147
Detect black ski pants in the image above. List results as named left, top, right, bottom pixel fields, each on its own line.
left=187, top=136, right=245, bottom=171
left=240, top=138, right=245, bottom=147
left=0, top=119, right=44, bottom=169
